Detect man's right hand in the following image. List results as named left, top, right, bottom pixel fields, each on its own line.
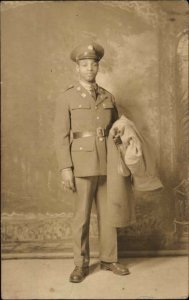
left=61, top=168, right=75, bottom=192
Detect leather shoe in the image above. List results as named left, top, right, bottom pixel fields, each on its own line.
left=69, top=266, right=89, bottom=283
left=101, top=262, right=130, bottom=275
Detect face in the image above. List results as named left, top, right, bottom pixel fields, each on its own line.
left=76, top=59, right=99, bottom=83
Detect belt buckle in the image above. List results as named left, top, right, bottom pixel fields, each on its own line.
left=97, top=127, right=104, bottom=137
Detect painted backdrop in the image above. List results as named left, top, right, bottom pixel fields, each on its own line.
left=2, top=1, right=188, bottom=256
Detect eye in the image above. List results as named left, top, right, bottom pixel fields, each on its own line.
left=79, top=62, right=87, bottom=67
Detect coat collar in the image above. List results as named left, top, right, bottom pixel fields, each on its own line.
left=75, top=82, right=108, bottom=105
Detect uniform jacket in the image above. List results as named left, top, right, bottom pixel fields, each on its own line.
left=54, top=82, right=118, bottom=177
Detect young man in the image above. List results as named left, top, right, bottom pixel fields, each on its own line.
left=54, top=42, right=129, bottom=283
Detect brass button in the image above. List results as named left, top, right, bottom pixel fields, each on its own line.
left=99, top=137, right=104, bottom=142
left=95, top=106, right=98, bottom=110
left=79, top=104, right=82, bottom=108
left=79, top=147, right=83, bottom=150
left=97, top=116, right=100, bottom=120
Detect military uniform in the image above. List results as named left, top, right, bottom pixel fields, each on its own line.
left=54, top=42, right=132, bottom=278
left=54, top=80, right=119, bottom=267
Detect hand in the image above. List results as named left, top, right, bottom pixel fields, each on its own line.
left=111, top=126, right=125, bottom=145
left=61, top=168, right=75, bottom=192
left=113, top=134, right=122, bottom=146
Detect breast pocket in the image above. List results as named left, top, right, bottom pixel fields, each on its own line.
left=70, top=100, right=92, bottom=130
left=101, top=99, right=114, bottom=124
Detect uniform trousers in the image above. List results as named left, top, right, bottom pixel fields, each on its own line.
left=73, top=176, right=118, bottom=267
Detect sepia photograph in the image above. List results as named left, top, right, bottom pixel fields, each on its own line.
left=1, top=0, right=189, bottom=299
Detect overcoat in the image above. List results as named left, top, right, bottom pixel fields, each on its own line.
left=107, top=135, right=136, bottom=227
left=107, top=117, right=163, bottom=227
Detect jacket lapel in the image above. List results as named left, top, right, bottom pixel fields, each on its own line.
left=75, top=83, right=96, bottom=101
left=95, top=86, right=108, bottom=106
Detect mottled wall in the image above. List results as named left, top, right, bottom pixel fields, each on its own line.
left=2, top=1, right=188, bottom=255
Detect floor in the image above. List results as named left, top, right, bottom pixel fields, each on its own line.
left=2, top=256, right=189, bottom=299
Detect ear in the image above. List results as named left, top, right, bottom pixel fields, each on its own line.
left=95, top=61, right=99, bottom=71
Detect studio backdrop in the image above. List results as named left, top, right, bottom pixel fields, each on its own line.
left=2, top=1, right=188, bottom=257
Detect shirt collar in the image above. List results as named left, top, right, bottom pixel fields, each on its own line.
left=79, top=79, right=98, bottom=92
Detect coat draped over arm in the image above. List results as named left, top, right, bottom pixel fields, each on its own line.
left=107, top=115, right=163, bottom=228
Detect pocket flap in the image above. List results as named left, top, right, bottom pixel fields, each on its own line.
left=71, top=136, right=95, bottom=152
left=70, top=101, right=91, bottom=110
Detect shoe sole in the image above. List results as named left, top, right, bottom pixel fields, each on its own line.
left=69, top=270, right=89, bottom=283
left=101, top=264, right=130, bottom=275
left=69, top=278, right=85, bottom=283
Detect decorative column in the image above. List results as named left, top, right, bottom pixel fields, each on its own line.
left=158, top=13, right=178, bottom=186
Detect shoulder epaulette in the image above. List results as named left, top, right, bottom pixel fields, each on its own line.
left=99, top=86, right=112, bottom=96
left=99, top=86, right=110, bottom=93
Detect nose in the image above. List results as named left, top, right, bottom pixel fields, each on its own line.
left=87, top=64, right=93, bottom=71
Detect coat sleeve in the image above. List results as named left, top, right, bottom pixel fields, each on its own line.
left=124, top=137, right=145, bottom=175
left=112, top=116, right=164, bottom=191
left=53, top=93, right=73, bottom=171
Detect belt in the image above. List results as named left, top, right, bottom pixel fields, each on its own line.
left=73, top=127, right=109, bottom=139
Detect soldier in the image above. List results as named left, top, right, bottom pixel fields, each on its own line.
left=54, top=42, right=129, bottom=283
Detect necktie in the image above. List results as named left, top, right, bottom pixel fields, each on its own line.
left=89, top=87, right=97, bottom=100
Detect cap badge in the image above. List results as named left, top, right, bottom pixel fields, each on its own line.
left=88, top=45, right=93, bottom=50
